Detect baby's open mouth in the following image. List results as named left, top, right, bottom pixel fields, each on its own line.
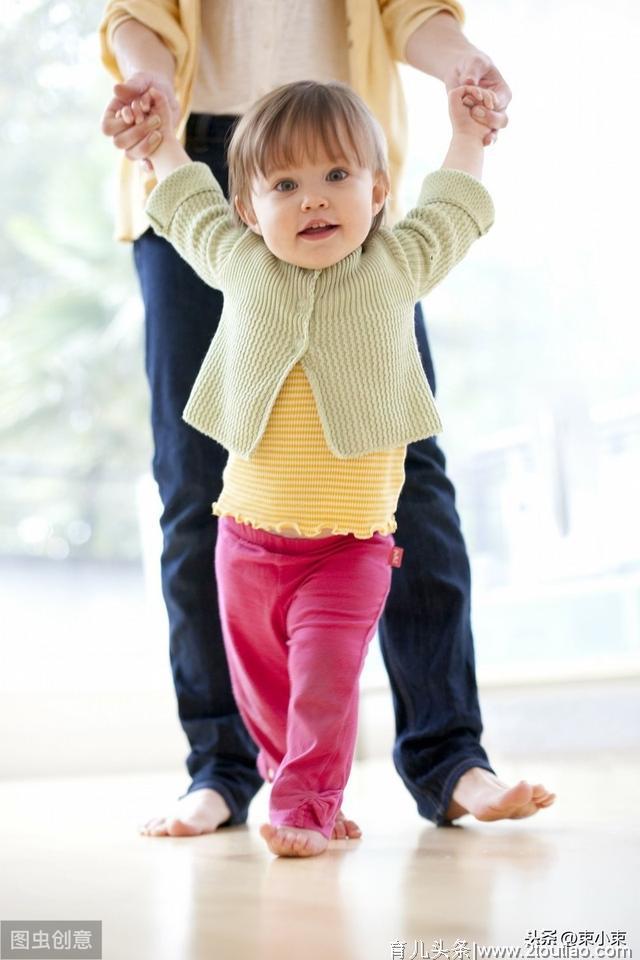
left=298, top=222, right=339, bottom=239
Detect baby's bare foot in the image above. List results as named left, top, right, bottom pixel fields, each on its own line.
left=139, top=788, right=231, bottom=837
left=260, top=823, right=328, bottom=857
left=446, top=768, right=556, bottom=822
left=331, top=810, right=362, bottom=840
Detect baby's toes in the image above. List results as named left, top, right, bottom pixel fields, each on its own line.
left=294, top=833, right=310, bottom=854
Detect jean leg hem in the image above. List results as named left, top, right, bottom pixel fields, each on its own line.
left=179, top=778, right=252, bottom=827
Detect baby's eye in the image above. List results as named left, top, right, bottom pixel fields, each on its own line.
left=327, top=168, right=348, bottom=182
left=275, top=179, right=297, bottom=192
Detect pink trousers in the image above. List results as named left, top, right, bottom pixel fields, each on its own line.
left=215, top=516, right=394, bottom=838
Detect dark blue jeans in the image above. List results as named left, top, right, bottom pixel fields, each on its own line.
left=133, top=113, right=494, bottom=827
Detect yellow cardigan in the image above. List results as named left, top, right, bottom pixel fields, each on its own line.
left=99, top=0, right=465, bottom=241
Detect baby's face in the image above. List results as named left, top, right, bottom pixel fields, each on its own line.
left=236, top=148, right=387, bottom=269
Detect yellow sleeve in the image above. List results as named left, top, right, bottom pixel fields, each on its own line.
left=380, top=0, right=466, bottom=63
left=98, top=0, right=188, bottom=83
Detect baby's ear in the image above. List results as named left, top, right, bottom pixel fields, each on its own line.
left=234, top=195, right=261, bottom=234
left=372, top=171, right=390, bottom=217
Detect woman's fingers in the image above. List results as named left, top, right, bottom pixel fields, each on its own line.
left=459, top=85, right=497, bottom=108
left=102, top=89, right=163, bottom=158
left=455, top=84, right=505, bottom=145
left=471, top=104, right=508, bottom=130
left=130, top=98, right=149, bottom=124
left=458, top=85, right=507, bottom=132
left=124, top=128, right=163, bottom=163
left=113, top=114, right=161, bottom=153
left=113, top=79, right=149, bottom=104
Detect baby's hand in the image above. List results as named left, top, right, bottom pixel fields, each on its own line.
left=448, top=85, right=499, bottom=144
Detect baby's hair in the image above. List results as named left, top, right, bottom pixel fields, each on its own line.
left=227, top=80, right=391, bottom=239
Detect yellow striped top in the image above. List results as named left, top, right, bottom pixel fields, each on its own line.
left=212, top=363, right=406, bottom=539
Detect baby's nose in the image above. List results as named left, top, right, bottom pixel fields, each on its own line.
left=302, top=194, right=329, bottom=210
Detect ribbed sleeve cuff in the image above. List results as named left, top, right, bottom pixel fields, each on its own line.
left=145, top=162, right=226, bottom=234
left=418, top=169, right=495, bottom=235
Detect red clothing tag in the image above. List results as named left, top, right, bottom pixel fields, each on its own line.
left=389, top=546, right=404, bottom=568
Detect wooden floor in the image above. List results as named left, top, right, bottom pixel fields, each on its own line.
left=1, top=755, right=638, bottom=960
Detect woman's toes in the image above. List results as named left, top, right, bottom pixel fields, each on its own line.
left=537, top=794, right=556, bottom=808
left=332, top=819, right=347, bottom=839
left=333, top=812, right=362, bottom=839
left=342, top=818, right=362, bottom=839
left=139, top=817, right=161, bottom=835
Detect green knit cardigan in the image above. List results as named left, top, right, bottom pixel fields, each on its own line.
left=146, top=163, right=494, bottom=459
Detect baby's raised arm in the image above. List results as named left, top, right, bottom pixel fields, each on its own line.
left=111, top=88, right=241, bottom=290
left=390, top=84, right=497, bottom=300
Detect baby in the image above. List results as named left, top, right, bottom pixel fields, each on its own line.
left=119, top=79, right=496, bottom=857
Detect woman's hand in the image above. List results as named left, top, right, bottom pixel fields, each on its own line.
left=448, top=84, right=499, bottom=144
left=444, top=51, right=511, bottom=146
left=100, top=71, right=179, bottom=164
left=103, top=87, right=182, bottom=175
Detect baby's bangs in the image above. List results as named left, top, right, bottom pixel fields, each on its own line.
left=227, top=81, right=390, bottom=231
left=254, top=94, right=374, bottom=178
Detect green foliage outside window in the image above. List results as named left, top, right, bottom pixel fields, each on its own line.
left=1, top=0, right=151, bottom=560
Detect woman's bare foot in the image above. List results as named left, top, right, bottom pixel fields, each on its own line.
left=139, top=788, right=231, bottom=837
left=446, top=768, right=556, bottom=822
left=260, top=823, right=329, bottom=857
left=331, top=810, right=362, bottom=840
